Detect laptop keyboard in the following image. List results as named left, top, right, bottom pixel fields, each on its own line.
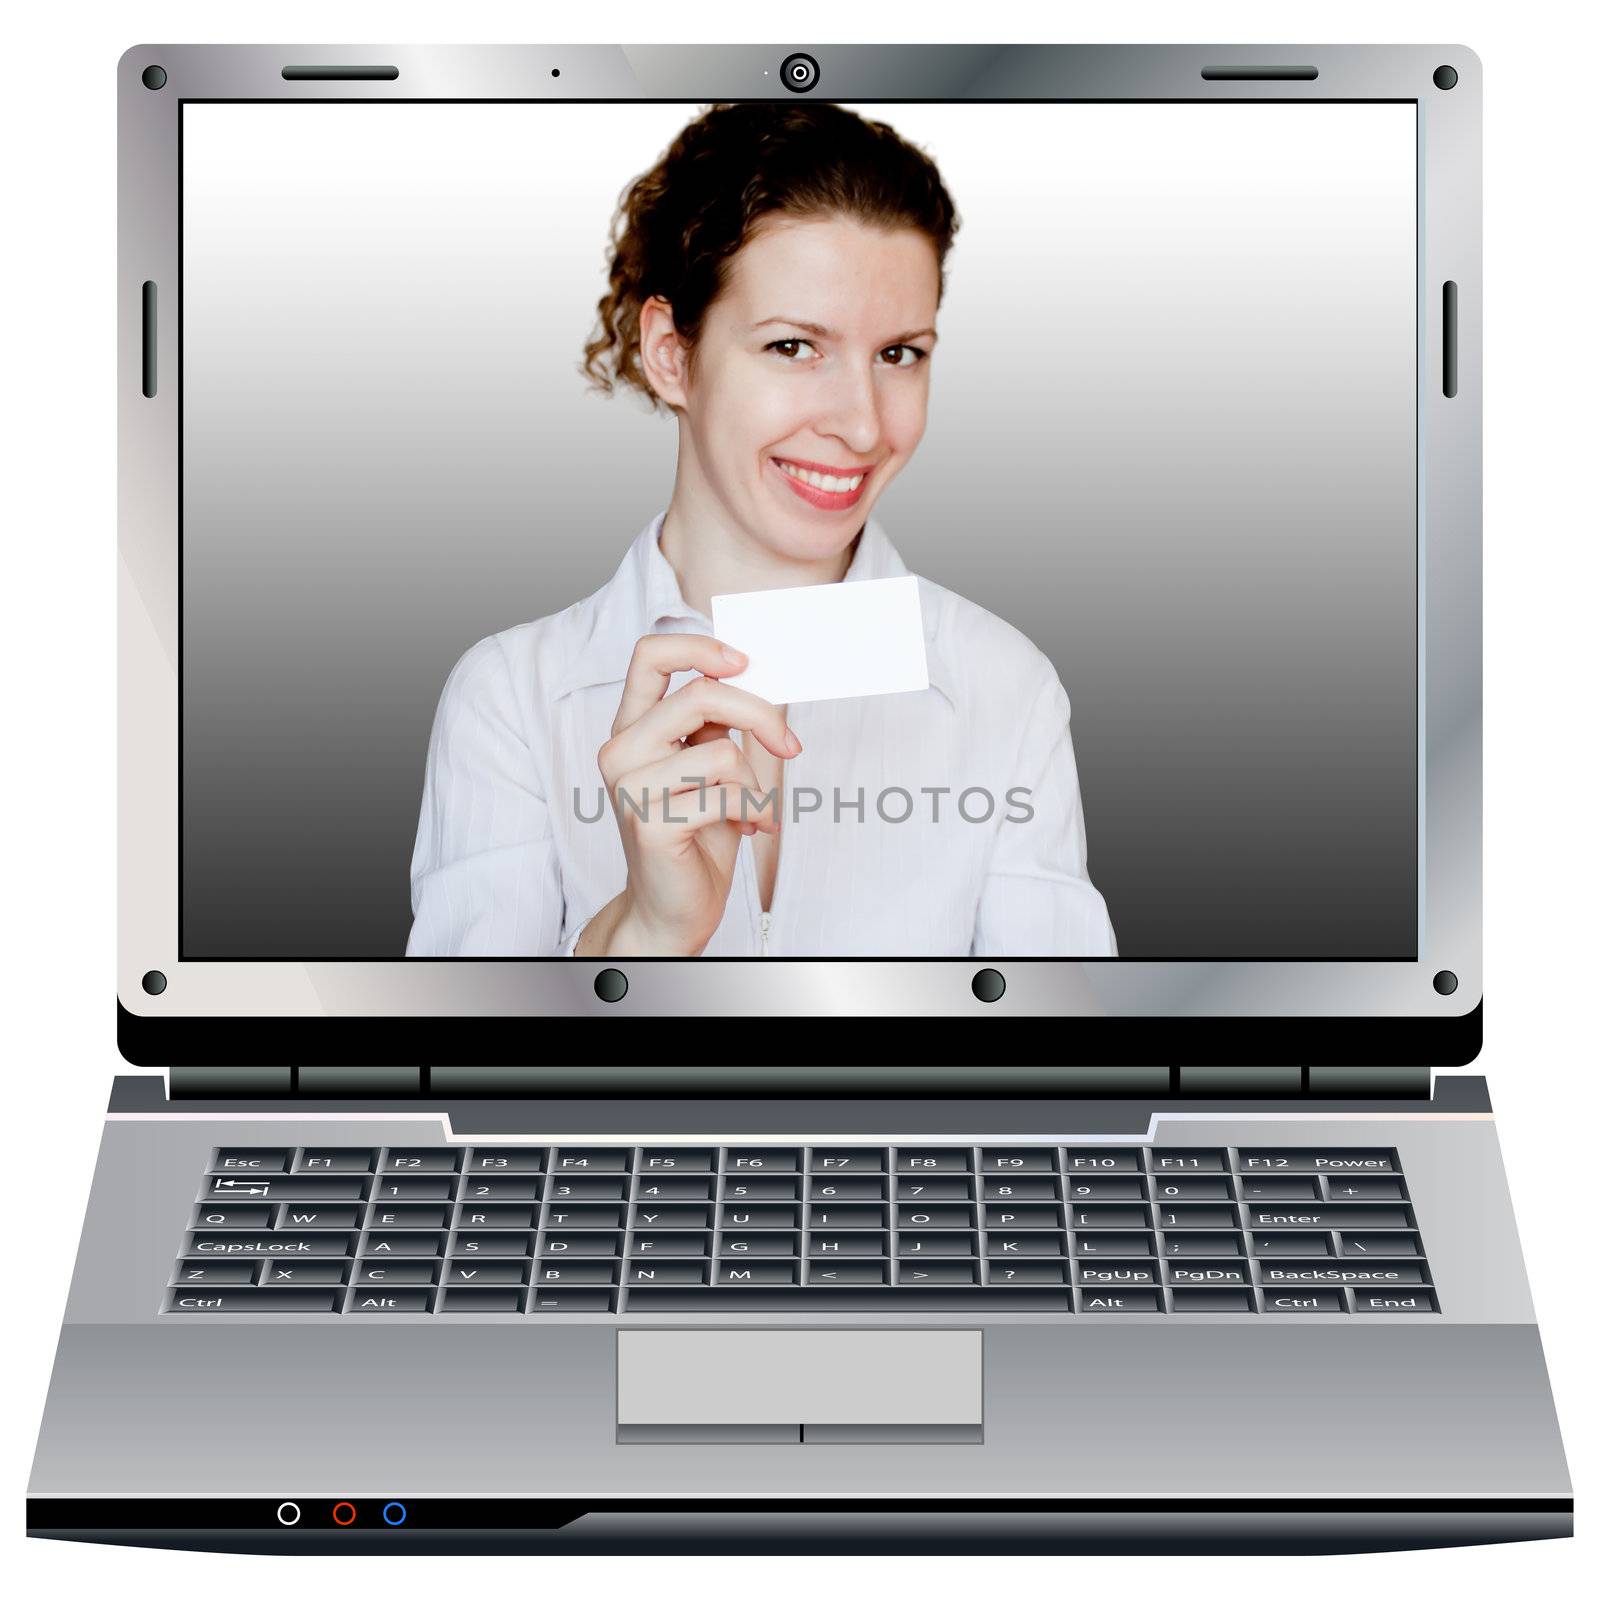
left=164, top=1144, right=1437, bottom=1315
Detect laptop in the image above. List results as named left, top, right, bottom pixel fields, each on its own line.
left=28, top=41, right=1572, bottom=1553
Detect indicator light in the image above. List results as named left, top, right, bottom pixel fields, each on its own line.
left=332, top=1501, right=357, bottom=1526
left=383, top=1501, right=407, bottom=1526
left=276, top=1502, right=300, bottom=1526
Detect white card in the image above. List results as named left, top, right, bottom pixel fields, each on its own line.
left=710, top=574, right=929, bottom=706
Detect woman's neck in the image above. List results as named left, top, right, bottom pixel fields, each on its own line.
left=659, top=487, right=857, bottom=617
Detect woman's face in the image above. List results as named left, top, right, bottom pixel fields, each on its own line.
left=675, top=214, right=941, bottom=564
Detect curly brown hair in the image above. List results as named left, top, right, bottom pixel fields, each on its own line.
left=581, top=101, right=960, bottom=411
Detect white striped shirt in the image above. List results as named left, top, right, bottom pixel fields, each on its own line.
left=406, top=510, right=1116, bottom=957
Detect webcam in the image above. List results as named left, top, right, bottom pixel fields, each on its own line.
left=780, top=53, right=820, bottom=93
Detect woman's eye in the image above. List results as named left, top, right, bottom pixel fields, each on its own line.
left=765, top=338, right=819, bottom=361
left=880, top=344, right=929, bottom=367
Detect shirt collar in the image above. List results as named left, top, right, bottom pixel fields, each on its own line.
left=553, top=509, right=955, bottom=705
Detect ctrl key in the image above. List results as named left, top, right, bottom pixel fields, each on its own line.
left=166, top=1288, right=337, bottom=1313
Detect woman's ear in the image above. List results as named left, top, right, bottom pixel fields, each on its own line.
left=638, top=295, right=691, bottom=410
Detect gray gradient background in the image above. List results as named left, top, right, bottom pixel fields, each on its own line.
left=181, top=101, right=1417, bottom=960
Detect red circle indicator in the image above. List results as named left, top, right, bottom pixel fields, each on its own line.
left=332, top=1501, right=358, bottom=1526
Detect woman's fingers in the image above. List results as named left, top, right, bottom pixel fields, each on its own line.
left=610, top=740, right=780, bottom=834
left=611, top=633, right=748, bottom=737
left=603, top=676, right=799, bottom=779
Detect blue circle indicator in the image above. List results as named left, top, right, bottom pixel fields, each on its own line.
left=382, top=1501, right=407, bottom=1526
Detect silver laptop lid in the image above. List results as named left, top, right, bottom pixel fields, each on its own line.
left=116, top=45, right=1480, bottom=1073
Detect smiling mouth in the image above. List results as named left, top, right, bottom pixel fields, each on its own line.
left=764, top=457, right=870, bottom=505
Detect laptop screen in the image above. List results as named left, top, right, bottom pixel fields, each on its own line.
left=178, top=99, right=1417, bottom=964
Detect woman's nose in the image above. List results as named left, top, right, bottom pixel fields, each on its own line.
left=813, top=361, right=885, bottom=454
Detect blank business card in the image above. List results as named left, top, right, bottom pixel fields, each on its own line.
left=710, top=574, right=930, bottom=706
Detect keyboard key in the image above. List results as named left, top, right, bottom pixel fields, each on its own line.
left=637, top=1149, right=716, bottom=1173
left=547, top=1176, right=629, bottom=1200
left=276, top=1205, right=364, bottom=1230
left=348, top=1289, right=432, bottom=1313
left=1170, top=1287, right=1253, bottom=1313
left=1151, top=1176, right=1233, bottom=1202
left=635, top=1176, right=716, bottom=1200
left=260, top=1261, right=348, bottom=1285
left=1339, top=1232, right=1422, bottom=1257
left=626, top=1260, right=707, bottom=1285
left=452, top=1231, right=536, bottom=1256
left=808, top=1232, right=891, bottom=1256
left=382, top=1148, right=461, bottom=1174
left=1249, top=1204, right=1410, bottom=1230
left=1156, top=1205, right=1237, bottom=1230
left=212, top=1149, right=290, bottom=1174
left=980, top=1204, right=1059, bottom=1230
left=167, top=1288, right=336, bottom=1312
left=442, top=1288, right=526, bottom=1313
left=171, top=1260, right=257, bottom=1285
left=1073, top=1232, right=1154, bottom=1257
left=1161, top=1232, right=1243, bottom=1257
left=810, top=1148, right=887, bottom=1172
left=1065, top=1149, right=1143, bottom=1174
left=353, top=1260, right=437, bottom=1285
left=1076, top=1261, right=1159, bottom=1285
left=296, top=1148, right=374, bottom=1173
left=722, top=1261, right=802, bottom=1284
left=981, top=1148, right=1057, bottom=1173
left=1259, top=1261, right=1429, bottom=1286
left=625, top=1287, right=1070, bottom=1311
left=191, top=1205, right=272, bottom=1229
left=987, top=1233, right=1066, bottom=1257
left=806, top=1204, right=884, bottom=1229
left=893, top=1176, right=974, bottom=1200
left=890, top=1232, right=972, bottom=1257
left=807, top=1176, right=887, bottom=1201
left=372, top=1176, right=455, bottom=1203
left=1264, top=1289, right=1347, bottom=1313
left=1250, top=1232, right=1332, bottom=1256
left=897, top=1260, right=979, bottom=1284
left=204, top=1175, right=367, bottom=1203
left=1238, top=1149, right=1398, bottom=1174
left=726, top=1148, right=801, bottom=1173
left=1063, top=1175, right=1143, bottom=1201
left=721, top=1204, right=800, bottom=1228
left=631, top=1232, right=712, bottom=1256
left=552, top=1148, right=630, bottom=1174
left=1321, top=1176, right=1407, bottom=1201
left=895, top=1148, right=972, bottom=1173
left=723, top=1176, right=802, bottom=1200
left=445, top=1260, right=529, bottom=1285
left=533, top=1288, right=614, bottom=1312
left=534, top=1261, right=616, bottom=1284
left=1150, top=1149, right=1227, bottom=1173
left=460, top=1177, right=541, bottom=1202
left=901, top=1205, right=979, bottom=1229
left=1240, top=1177, right=1321, bottom=1201
left=367, top=1204, right=447, bottom=1230
left=1070, top=1204, right=1149, bottom=1229
left=365, top=1232, right=446, bottom=1256
left=986, top=1261, right=1067, bottom=1284
left=186, top=1232, right=354, bottom=1257
left=465, top=1147, right=544, bottom=1173
left=1167, top=1262, right=1249, bottom=1285
left=1351, top=1288, right=1438, bottom=1313
left=985, top=1176, right=1062, bottom=1201
left=1080, top=1289, right=1161, bottom=1313
left=636, top=1204, right=714, bottom=1229
left=805, top=1261, right=884, bottom=1285
left=542, top=1204, right=624, bottom=1229
left=541, top=1232, right=623, bottom=1257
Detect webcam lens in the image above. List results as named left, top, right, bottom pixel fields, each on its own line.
left=780, top=53, right=819, bottom=93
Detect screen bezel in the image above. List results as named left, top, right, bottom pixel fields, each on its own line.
left=117, top=42, right=1482, bottom=1071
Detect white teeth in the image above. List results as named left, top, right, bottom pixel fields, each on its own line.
left=776, top=460, right=864, bottom=494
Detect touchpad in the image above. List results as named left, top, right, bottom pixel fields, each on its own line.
left=616, top=1330, right=983, bottom=1443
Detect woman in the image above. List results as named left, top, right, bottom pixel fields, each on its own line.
left=407, top=101, right=1115, bottom=958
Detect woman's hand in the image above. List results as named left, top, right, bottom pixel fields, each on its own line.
left=575, top=634, right=800, bottom=957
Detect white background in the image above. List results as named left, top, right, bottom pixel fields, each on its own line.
left=0, top=0, right=1591, bottom=1591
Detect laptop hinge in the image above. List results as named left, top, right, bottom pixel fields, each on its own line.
left=1174, top=1066, right=1431, bottom=1099
left=169, top=1066, right=427, bottom=1098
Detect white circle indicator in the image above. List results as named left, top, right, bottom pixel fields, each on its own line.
left=276, top=1502, right=301, bottom=1526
